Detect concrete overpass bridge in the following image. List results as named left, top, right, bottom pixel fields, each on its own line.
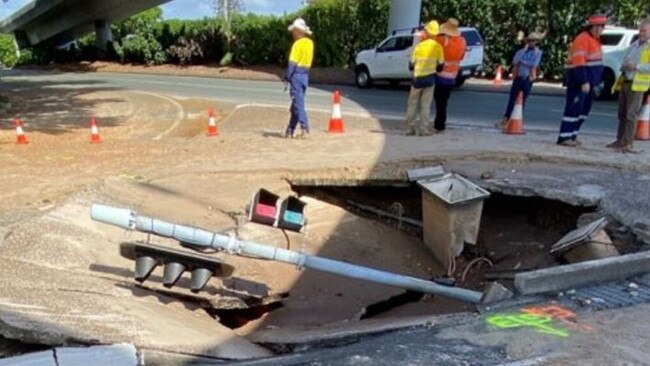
left=0, top=0, right=420, bottom=50
left=0, top=0, right=172, bottom=50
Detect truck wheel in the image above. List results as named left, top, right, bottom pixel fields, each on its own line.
left=596, top=68, right=616, bottom=100
left=355, top=66, right=373, bottom=89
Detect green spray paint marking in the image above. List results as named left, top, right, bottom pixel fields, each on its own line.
left=486, top=313, right=570, bottom=338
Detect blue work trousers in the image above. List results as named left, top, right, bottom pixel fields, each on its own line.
left=286, top=74, right=309, bottom=134
left=504, top=77, right=533, bottom=119
left=557, top=82, right=594, bottom=144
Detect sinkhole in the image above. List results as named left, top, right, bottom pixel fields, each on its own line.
left=194, top=178, right=643, bottom=330
left=281, top=179, right=640, bottom=319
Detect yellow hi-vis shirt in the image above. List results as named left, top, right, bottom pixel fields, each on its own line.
left=410, top=38, right=444, bottom=88
left=632, top=44, right=650, bottom=92
left=613, top=42, right=650, bottom=93
left=289, top=37, right=314, bottom=69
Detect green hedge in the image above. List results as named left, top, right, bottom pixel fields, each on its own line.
left=11, top=0, right=650, bottom=79
left=230, top=14, right=293, bottom=65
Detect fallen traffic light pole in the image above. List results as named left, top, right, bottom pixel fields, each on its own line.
left=91, top=204, right=485, bottom=304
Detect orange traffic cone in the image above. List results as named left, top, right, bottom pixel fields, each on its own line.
left=206, top=108, right=218, bottom=136
left=328, top=90, right=344, bottom=133
left=492, top=66, right=503, bottom=86
left=504, top=91, right=525, bottom=135
left=90, top=117, right=101, bottom=144
left=635, top=94, right=650, bottom=141
left=14, top=119, right=28, bottom=145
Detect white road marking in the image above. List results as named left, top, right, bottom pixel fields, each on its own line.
left=0, top=300, right=48, bottom=310
left=130, top=91, right=184, bottom=140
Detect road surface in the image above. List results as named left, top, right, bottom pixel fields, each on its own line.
left=2, top=71, right=619, bottom=135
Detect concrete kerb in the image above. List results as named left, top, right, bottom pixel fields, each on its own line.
left=463, top=79, right=566, bottom=97
left=514, top=251, right=650, bottom=295
left=246, top=312, right=474, bottom=352
left=0, top=344, right=138, bottom=366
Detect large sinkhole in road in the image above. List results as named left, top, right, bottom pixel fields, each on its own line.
left=210, top=181, right=640, bottom=329
left=283, top=181, right=635, bottom=319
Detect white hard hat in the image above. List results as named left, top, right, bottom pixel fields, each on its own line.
left=288, top=18, right=312, bottom=35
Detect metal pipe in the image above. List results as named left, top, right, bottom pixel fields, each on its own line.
left=91, top=204, right=483, bottom=304
left=346, top=200, right=423, bottom=228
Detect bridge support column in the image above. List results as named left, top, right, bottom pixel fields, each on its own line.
left=388, top=0, right=422, bottom=35
left=94, top=20, right=113, bottom=52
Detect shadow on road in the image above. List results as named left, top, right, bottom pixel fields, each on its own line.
left=0, top=78, right=123, bottom=135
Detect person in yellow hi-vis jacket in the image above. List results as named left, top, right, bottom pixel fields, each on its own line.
left=284, top=18, right=314, bottom=139
left=609, top=18, right=650, bottom=153
left=405, top=20, right=444, bottom=136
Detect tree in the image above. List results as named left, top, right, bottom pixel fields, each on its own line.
left=213, top=0, right=245, bottom=24
left=112, top=8, right=167, bottom=64
left=0, top=34, right=18, bottom=67
left=213, top=0, right=245, bottom=65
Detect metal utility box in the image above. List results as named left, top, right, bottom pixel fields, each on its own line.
left=418, top=174, right=490, bottom=267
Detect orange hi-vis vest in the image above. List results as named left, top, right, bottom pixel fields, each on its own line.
left=565, top=31, right=603, bottom=86
left=435, top=34, right=466, bottom=85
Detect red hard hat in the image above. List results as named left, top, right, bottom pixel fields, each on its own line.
left=588, top=14, right=607, bottom=26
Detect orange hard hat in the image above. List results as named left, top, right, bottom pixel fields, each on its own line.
left=588, top=14, right=607, bottom=26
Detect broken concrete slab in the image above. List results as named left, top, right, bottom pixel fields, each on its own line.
left=56, top=344, right=138, bottom=366
left=549, top=217, right=619, bottom=263
left=0, top=195, right=271, bottom=360
left=514, top=251, right=650, bottom=295
left=140, top=349, right=224, bottom=366
left=0, top=261, right=271, bottom=359
left=246, top=312, right=471, bottom=353
left=406, top=166, right=445, bottom=182
left=550, top=217, right=608, bottom=256
left=563, top=230, right=619, bottom=263
left=0, top=350, right=55, bottom=366
left=480, top=282, right=514, bottom=304
left=0, top=344, right=138, bottom=366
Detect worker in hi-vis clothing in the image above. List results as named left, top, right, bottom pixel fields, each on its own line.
left=433, top=18, right=466, bottom=133
left=609, top=18, right=650, bottom=154
left=405, top=20, right=444, bottom=136
left=557, top=14, right=607, bottom=147
left=498, top=32, right=543, bottom=130
left=285, top=18, right=314, bottom=139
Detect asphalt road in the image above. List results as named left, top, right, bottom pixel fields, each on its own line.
left=2, top=71, right=619, bottom=136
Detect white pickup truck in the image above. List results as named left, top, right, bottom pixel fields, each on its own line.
left=354, top=27, right=484, bottom=89
left=596, top=26, right=641, bottom=100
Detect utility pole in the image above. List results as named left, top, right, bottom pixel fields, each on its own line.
left=388, top=0, right=422, bottom=35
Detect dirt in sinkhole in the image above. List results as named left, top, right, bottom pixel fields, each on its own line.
left=125, top=183, right=641, bottom=331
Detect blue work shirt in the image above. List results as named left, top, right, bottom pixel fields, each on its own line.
left=512, top=46, right=543, bottom=79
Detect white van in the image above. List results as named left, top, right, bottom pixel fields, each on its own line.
left=354, top=27, right=485, bottom=88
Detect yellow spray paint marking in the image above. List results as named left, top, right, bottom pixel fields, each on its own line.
left=486, top=313, right=570, bottom=338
